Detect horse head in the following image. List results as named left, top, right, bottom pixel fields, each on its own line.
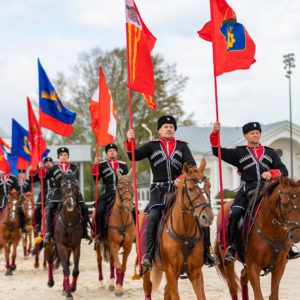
left=180, top=159, right=214, bottom=227
left=60, top=174, right=80, bottom=212
left=6, top=190, right=21, bottom=223
left=273, top=175, right=300, bottom=243
left=116, top=169, right=134, bottom=213
left=21, top=192, right=34, bottom=219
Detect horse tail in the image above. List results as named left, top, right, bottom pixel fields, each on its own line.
left=101, top=242, right=111, bottom=262
left=150, top=264, right=163, bottom=294
left=214, top=239, right=240, bottom=289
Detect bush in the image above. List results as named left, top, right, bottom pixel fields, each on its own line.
left=215, top=189, right=236, bottom=199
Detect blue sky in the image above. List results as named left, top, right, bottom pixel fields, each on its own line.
left=0, top=0, right=299, bottom=136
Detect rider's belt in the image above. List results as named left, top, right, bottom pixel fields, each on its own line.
left=153, top=181, right=174, bottom=186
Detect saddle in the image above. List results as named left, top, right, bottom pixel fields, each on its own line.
left=218, top=188, right=264, bottom=262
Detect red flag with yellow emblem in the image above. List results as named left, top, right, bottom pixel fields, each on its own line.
left=125, top=0, right=156, bottom=110
left=27, top=97, right=48, bottom=171
left=198, top=0, right=256, bottom=76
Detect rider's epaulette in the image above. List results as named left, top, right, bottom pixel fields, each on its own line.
left=99, top=160, right=108, bottom=164
left=264, top=146, right=274, bottom=151
left=236, top=145, right=248, bottom=149
left=118, top=161, right=127, bottom=164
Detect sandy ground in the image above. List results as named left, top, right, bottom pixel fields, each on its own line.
left=0, top=233, right=299, bottom=300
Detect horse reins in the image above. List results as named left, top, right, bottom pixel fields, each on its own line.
left=249, top=186, right=300, bottom=276
left=107, top=180, right=134, bottom=235
left=165, top=176, right=211, bottom=275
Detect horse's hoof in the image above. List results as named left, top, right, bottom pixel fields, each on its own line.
left=5, top=269, right=13, bottom=276
left=10, top=265, right=16, bottom=271
left=115, top=291, right=124, bottom=297
left=34, top=262, right=39, bottom=269
left=71, top=286, right=76, bottom=292
left=109, top=284, right=115, bottom=291
left=48, top=279, right=55, bottom=287
left=66, top=292, right=73, bottom=300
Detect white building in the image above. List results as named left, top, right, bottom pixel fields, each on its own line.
left=176, top=121, right=300, bottom=208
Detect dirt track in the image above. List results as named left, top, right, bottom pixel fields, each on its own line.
left=0, top=234, right=299, bottom=300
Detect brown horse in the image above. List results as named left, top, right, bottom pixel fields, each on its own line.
left=215, top=175, right=300, bottom=300
left=45, top=174, right=83, bottom=300
left=142, top=159, right=214, bottom=300
left=95, top=169, right=135, bottom=297
left=20, top=192, right=35, bottom=257
left=0, top=190, right=22, bottom=275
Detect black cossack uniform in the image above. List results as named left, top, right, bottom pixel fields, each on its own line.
left=127, top=140, right=196, bottom=260
left=44, top=163, right=89, bottom=239
left=93, top=160, right=129, bottom=239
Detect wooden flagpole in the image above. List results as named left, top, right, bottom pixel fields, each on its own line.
left=128, top=88, right=142, bottom=272
left=209, top=0, right=227, bottom=250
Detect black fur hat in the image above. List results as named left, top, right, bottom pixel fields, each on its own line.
left=242, top=122, right=261, bottom=134
left=105, top=143, right=118, bottom=153
left=157, top=115, right=177, bottom=131
left=57, top=147, right=69, bottom=157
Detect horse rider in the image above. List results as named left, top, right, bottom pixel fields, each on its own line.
left=30, top=157, right=55, bottom=234
left=43, top=147, right=92, bottom=244
left=126, top=115, right=219, bottom=272
left=92, top=143, right=129, bottom=244
left=210, top=121, right=300, bottom=263
left=16, top=169, right=31, bottom=194
left=0, top=170, right=28, bottom=233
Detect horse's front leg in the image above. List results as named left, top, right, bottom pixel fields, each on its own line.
left=247, top=263, right=264, bottom=300
left=11, top=238, right=19, bottom=271
left=120, top=241, right=133, bottom=286
left=95, top=243, right=104, bottom=285
left=71, top=245, right=81, bottom=292
left=110, top=241, right=124, bottom=297
left=22, top=233, right=27, bottom=257
left=189, top=269, right=206, bottom=300
left=57, top=244, right=72, bottom=298
left=164, top=266, right=180, bottom=300
left=4, top=242, right=12, bottom=275
left=269, top=257, right=287, bottom=300
left=143, top=270, right=152, bottom=300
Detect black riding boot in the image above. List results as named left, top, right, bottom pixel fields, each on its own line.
left=224, top=220, right=237, bottom=264
left=142, top=208, right=162, bottom=273
left=81, top=203, right=92, bottom=242
left=44, top=204, right=55, bottom=244
left=18, top=207, right=28, bottom=233
left=203, top=227, right=219, bottom=267
left=34, top=204, right=42, bottom=235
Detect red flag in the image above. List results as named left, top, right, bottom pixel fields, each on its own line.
left=27, top=97, right=47, bottom=171
left=125, top=0, right=156, bottom=110
left=89, top=67, right=117, bottom=146
left=0, top=138, right=10, bottom=173
left=198, top=0, right=256, bottom=76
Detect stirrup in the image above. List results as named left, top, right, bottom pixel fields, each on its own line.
left=224, top=246, right=236, bottom=264
left=205, top=253, right=220, bottom=267
left=140, top=255, right=153, bottom=275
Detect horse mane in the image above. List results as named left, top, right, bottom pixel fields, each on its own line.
left=259, top=179, right=280, bottom=198
left=260, top=177, right=300, bottom=198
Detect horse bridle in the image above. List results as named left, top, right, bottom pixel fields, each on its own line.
left=61, top=179, right=79, bottom=208
left=181, top=177, right=211, bottom=217
left=272, top=189, right=300, bottom=228
left=117, top=181, right=134, bottom=213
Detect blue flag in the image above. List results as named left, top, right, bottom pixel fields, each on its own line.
left=38, top=59, right=76, bottom=136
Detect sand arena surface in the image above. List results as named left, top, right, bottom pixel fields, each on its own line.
left=0, top=232, right=299, bottom=300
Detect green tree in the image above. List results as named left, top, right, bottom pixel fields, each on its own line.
left=49, top=47, right=194, bottom=199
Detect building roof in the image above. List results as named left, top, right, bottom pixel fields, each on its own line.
left=175, top=120, right=295, bottom=155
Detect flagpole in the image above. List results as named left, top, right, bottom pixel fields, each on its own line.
left=209, top=0, right=227, bottom=251
left=37, top=111, right=46, bottom=237
left=128, top=88, right=142, bottom=272
left=94, top=144, right=100, bottom=238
